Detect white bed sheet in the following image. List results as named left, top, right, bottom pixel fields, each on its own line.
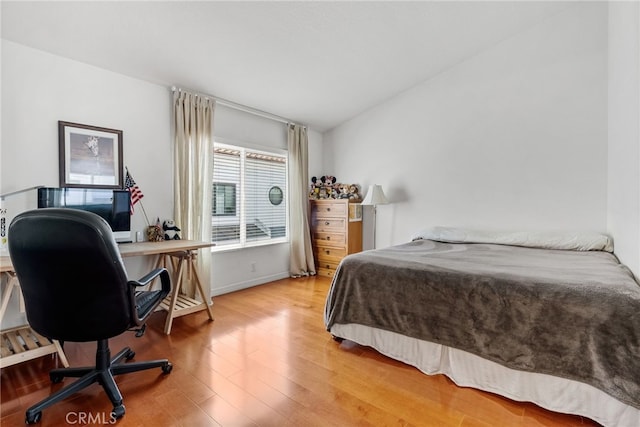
left=330, top=323, right=639, bottom=427
left=410, top=227, right=614, bottom=252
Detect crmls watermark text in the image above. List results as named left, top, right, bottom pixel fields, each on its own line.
left=65, top=412, right=117, bottom=425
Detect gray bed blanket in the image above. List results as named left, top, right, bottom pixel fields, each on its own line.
left=324, top=240, right=640, bottom=409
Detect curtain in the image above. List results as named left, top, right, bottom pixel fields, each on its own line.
left=288, top=124, right=316, bottom=277
left=172, top=90, right=215, bottom=297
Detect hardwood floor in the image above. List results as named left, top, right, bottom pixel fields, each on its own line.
left=1, top=276, right=599, bottom=426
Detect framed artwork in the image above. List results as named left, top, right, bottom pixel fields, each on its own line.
left=58, top=121, right=123, bottom=188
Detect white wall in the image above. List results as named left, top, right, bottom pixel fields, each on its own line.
left=607, top=1, right=640, bottom=278
left=1, top=40, right=173, bottom=327
left=308, top=129, right=324, bottom=183
left=324, top=3, right=609, bottom=252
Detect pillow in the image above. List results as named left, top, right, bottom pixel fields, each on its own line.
left=411, top=226, right=613, bottom=252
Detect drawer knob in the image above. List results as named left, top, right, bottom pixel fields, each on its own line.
left=327, top=208, right=331, bottom=212
left=326, top=236, right=331, bottom=240
left=325, top=250, right=330, bottom=255
left=326, top=264, right=330, bottom=269
left=325, top=221, right=330, bottom=226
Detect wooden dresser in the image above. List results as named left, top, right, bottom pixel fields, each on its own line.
left=310, top=199, right=362, bottom=278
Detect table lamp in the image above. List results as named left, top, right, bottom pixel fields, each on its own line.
left=360, top=184, right=388, bottom=249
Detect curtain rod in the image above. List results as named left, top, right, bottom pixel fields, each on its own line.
left=171, top=86, right=303, bottom=128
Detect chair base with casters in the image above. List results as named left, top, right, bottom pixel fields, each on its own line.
left=25, top=339, right=172, bottom=424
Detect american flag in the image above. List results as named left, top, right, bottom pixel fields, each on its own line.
left=124, top=171, right=144, bottom=214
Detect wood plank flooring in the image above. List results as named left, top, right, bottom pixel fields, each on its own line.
left=1, top=276, right=599, bottom=426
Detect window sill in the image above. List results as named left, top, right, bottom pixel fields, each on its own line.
left=210, top=237, right=289, bottom=253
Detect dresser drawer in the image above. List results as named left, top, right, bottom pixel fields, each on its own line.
left=313, top=202, right=347, bottom=218
left=311, top=217, right=346, bottom=232
left=312, top=232, right=346, bottom=247
left=316, top=258, right=340, bottom=271
left=317, top=266, right=338, bottom=278
left=314, top=246, right=347, bottom=262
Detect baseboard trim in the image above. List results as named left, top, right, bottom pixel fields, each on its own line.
left=210, top=272, right=290, bottom=296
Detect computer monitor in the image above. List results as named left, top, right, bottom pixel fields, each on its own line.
left=37, top=187, right=131, bottom=243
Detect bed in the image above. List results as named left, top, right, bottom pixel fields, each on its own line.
left=324, top=227, right=640, bottom=427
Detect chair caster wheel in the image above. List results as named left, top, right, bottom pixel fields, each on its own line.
left=162, top=362, right=173, bottom=374
left=111, top=404, right=125, bottom=419
left=50, top=373, right=64, bottom=383
left=25, top=411, right=42, bottom=424
left=125, top=349, right=135, bottom=360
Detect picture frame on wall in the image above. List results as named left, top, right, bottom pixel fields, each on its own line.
left=58, top=121, right=123, bottom=188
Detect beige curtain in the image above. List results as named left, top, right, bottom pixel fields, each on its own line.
left=172, top=90, right=215, bottom=297
left=288, top=124, right=316, bottom=276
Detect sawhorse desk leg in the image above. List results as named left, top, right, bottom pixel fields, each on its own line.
left=155, top=250, right=214, bottom=334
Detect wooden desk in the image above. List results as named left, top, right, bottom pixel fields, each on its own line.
left=1, top=256, right=69, bottom=369
left=119, top=240, right=215, bottom=334
left=0, top=239, right=214, bottom=368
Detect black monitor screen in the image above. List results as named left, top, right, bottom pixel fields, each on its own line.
left=37, top=187, right=130, bottom=233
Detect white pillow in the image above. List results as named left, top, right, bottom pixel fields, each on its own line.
left=411, top=226, right=613, bottom=252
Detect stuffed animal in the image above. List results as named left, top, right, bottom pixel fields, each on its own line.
left=318, top=186, right=328, bottom=199
left=309, top=176, right=322, bottom=199
left=163, top=219, right=181, bottom=240
left=332, top=182, right=341, bottom=199
left=348, top=184, right=361, bottom=201
left=147, top=218, right=164, bottom=242
left=310, top=175, right=344, bottom=199
left=321, top=176, right=337, bottom=199
left=338, top=183, right=350, bottom=199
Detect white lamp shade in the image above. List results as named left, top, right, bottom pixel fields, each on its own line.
left=361, top=185, right=388, bottom=206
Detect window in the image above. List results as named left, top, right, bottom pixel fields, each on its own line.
left=212, top=142, right=288, bottom=248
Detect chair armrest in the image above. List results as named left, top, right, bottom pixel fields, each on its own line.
left=129, top=268, right=171, bottom=293
left=128, top=268, right=172, bottom=326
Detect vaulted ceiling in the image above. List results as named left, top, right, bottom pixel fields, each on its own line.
left=2, top=1, right=573, bottom=131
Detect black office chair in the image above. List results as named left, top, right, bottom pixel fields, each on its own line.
left=8, top=208, right=173, bottom=424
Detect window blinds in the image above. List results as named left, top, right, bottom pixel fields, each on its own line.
left=212, top=143, right=287, bottom=248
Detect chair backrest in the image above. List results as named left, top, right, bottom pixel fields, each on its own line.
left=8, top=208, right=133, bottom=342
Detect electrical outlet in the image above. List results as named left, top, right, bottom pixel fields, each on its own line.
left=250, top=262, right=256, bottom=272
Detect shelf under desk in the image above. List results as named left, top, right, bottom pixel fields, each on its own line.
left=1, top=256, right=69, bottom=369
left=119, top=240, right=215, bottom=334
